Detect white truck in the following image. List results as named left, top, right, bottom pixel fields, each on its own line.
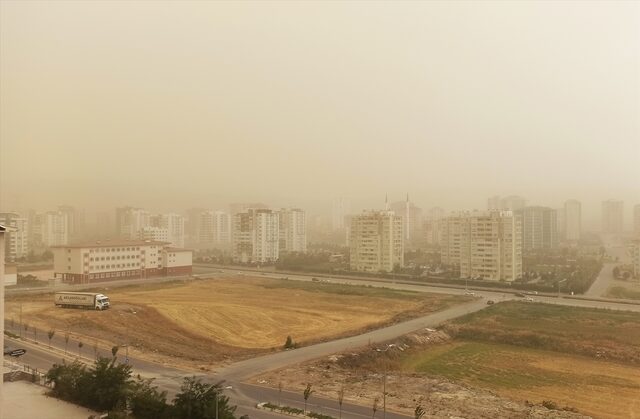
left=54, top=292, right=110, bottom=310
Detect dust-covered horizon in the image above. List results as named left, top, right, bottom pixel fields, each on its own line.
left=1, top=1, right=639, bottom=230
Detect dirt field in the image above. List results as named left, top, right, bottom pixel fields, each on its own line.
left=4, top=276, right=467, bottom=368
left=255, top=302, right=640, bottom=419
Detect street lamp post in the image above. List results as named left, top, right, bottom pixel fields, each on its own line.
left=558, top=278, right=567, bottom=299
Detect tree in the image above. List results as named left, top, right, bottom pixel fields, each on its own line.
left=284, top=335, right=295, bottom=349
left=89, top=357, right=134, bottom=411
left=45, top=361, right=87, bottom=402
left=130, top=376, right=170, bottom=419
left=33, top=326, right=38, bottom=342
left=64, top=332, right=70, bottom=355
left=173, top=376, right=236, bottom=419
left=94, top=339, right=99, bottom=360
left=112, top=346, right=120, bottom=358
left=372, top=396, right=379, bottom=418
left=414, top=403, right=426, bottom=419
left=48, top=329, right=56, bottom=348
left=278, top=381, right=283, bottom=406
left=78, top=341, right=84, bottom=357
left=338, top=385, right=345, bottom=419
left=303, top=383, right=314, bottom=414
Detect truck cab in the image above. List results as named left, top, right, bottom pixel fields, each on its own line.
left=96, top=294, right=110, bottom=310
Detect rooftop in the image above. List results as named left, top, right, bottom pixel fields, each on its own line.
left=52, top=240, right=170, bottom=249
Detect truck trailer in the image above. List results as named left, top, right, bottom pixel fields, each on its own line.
left=54, top=292, right=110, bottom=310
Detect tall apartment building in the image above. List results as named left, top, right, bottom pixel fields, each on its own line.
left=633, top=204, right=640, bottom=236
left=232, top=209, right=279, bottom=263
left=229, top=203, right=268, bottom=215
left=278, top=208, right=307, bottom=253
left=199, top=210, right=232, bottom=248
left=332, top=197, right=351, bottom=231
left=158, top=213, right=185, bottom=248
left=440, top=210, right=522, bottom=281
left=564, top=199, right=582, bottom=241
left=390, top=195, right=423, bottom=242
left=58, top=205, right=84, bottom=241
left=518, top=206, right=558, bottom=250
left=602, top=200, right=624, bottom=233
left=35, top=211, right=69, bottom=247
left=349, top=210, right=403, bottom=273
left=115, top=207, right=150, bottom=239
left=0, top=213, right=29, bottom=261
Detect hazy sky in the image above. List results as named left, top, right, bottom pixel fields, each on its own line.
left=1, top=1, right=638, bottom=226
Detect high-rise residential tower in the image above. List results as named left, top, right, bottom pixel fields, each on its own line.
left=232, top=209, right=279, bottom=263
left=518, top=206, right=558, bottom=250
left=349, top=210, right=403, bottom=273
left=278, top=208, right=307, bottom=253
left=440, top=210, right=522, bottom=281
left=0, top=213, right=29, bottom=261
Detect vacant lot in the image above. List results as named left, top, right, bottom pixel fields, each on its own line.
left=401, top=341, right=640, bottom=419
left=4, top=277, right=467, bottom=367
left=445, top=301, right=640, bottom=364
left=256, top=302, right=640, bottom=418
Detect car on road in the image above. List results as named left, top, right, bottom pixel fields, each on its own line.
left=3, top=347, right=27, bottom=357
left=524, top=297, right=534, bottom=302
left=464, top=290, right=475, bottom=296
left=486, top=300, right=495, bottom=305
left=515, top=292, right=526, bottom=297
left=311, top=277, right=319, bottom=282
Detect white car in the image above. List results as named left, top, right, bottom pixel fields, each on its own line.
left=524, top=297, right=534, bottom=302
left=464, top=290, right=475, bottom=296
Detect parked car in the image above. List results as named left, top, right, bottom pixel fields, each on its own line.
left=486, top=300, right=495, bottom=305
left=515, top=292, right=526, bottom=297
left=524, top=297, right=534, bottom=302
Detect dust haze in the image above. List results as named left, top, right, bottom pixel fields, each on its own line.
left=1, top=0, right=639, bottom=228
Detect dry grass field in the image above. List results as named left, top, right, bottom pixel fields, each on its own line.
left=4, top=277, right=467, bottom=367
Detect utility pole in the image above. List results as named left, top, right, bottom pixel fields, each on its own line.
left=19, top=303, right=23, bottom=338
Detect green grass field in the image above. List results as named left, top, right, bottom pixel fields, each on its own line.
left=606, top=285, right=640, bottom=300
left=445, top=301, right=640, bottom=363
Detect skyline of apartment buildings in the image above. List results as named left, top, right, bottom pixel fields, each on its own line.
left=488, top=195, right=527, bottom=211
left=440, top=210, right=522, bottom=281
left=349, top=210, right=403, bottom=273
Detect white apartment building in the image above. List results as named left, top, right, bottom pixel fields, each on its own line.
left=36, top=211, right=69, bottom=247
left=440, top=210, right=522, bottom=281
left=518, top=206, right=558, bottom=250
left=0, top=213, right=29, bottom=261
left=52, top=240, right=192, bottom=284
left=332, top=197, right=351, bottom=231
left=349, top=210, right=403, bottom=273
left=564, top=199, right=582, bottom=241
left=390, top=195, right=423, bottom=242
left=158, top=213, right=185, bottom=248
left=199, top=210, right=232, bottom=248
left=115, top=207, right=151, bottom=239
left=138, top=226, right=169, bottom=242
left=232, top=209, right=279, bottom=263
left=278, top=208, right=307, bottom=253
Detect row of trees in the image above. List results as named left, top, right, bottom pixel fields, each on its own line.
left=45, top=357, right=242, bottom=419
